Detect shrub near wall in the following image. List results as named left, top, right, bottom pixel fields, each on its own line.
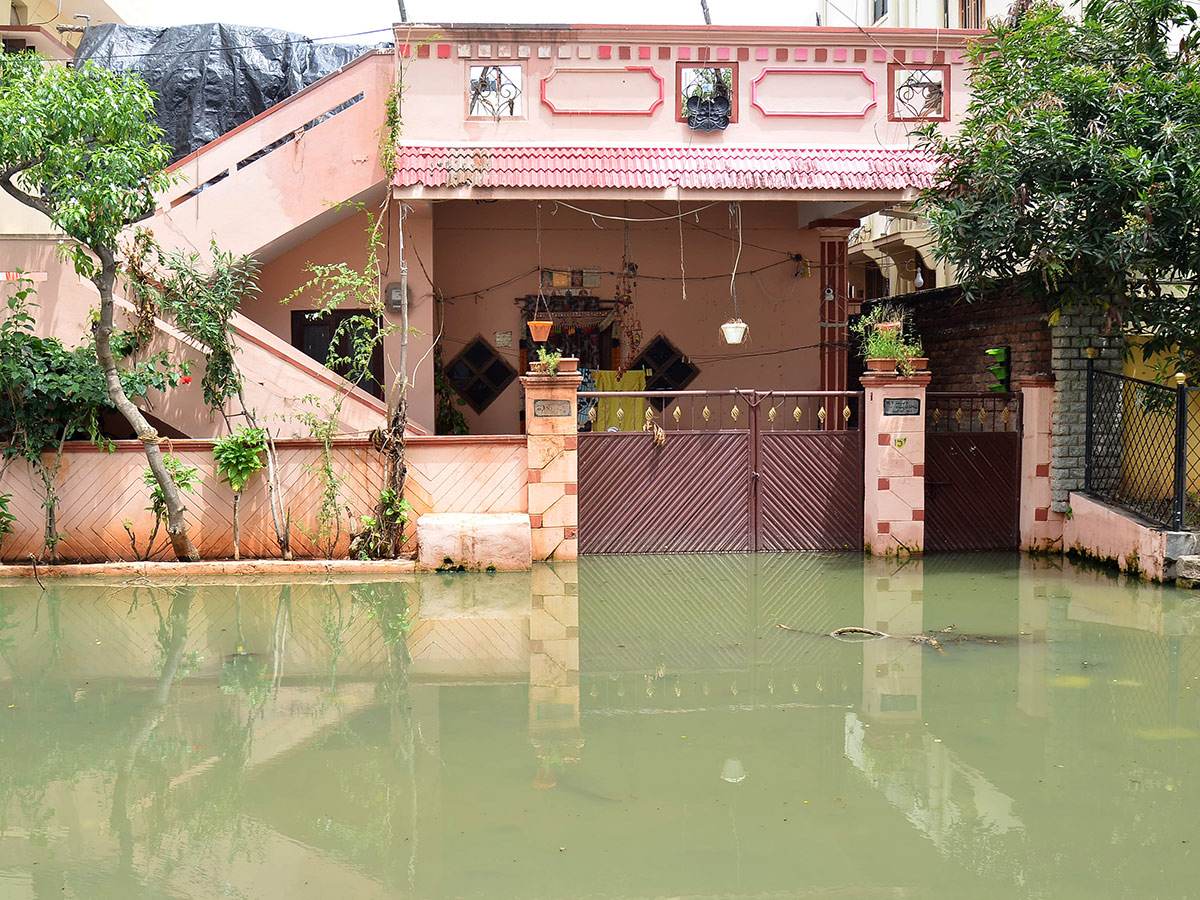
left=908, top=281, right=1053, bottom=392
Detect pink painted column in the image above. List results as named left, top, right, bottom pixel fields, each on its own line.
left=1015, top=375, right=1064, bottom=552
left=522, top=372, right=582, bottom=561
left=861, top=371, right=930, bottom=556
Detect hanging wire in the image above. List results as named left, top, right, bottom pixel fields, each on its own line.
left=729, top=201, right=744, bottom=320
left=533, top=201, right=547, bottom=320
left=678, top=198, right=688, bottom=303
left=553, top=200, right=720, bottom=222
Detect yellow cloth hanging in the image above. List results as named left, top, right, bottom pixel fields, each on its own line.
left=593, top=370, right=646, bottom=432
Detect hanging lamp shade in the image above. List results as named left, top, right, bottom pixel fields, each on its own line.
left=720, top=319, right=748, bottom=344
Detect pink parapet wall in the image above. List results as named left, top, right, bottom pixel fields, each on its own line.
left=1063, top=492, right=1169, bottom=581
left=862, top=370, right=930, bottom=556
left=394, top=25, right=974, bottom=153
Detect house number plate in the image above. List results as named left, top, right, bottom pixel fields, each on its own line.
left=533, top=399, right=572, bottom=417
left=883, top=397, right=921, bottom=416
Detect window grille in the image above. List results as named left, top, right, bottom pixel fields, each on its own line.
left=445, top=336, right=517, bottom=413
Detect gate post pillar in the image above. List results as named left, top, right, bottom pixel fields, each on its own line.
left=1015, top=375, right=1063, bottom=552
left=861, top=370, right=931, bottom=556
left=522, top=371, right=582, bottom=561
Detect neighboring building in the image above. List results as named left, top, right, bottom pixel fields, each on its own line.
left=817, top=0, right=1004, bottom=30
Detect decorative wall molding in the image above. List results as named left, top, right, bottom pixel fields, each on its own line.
left=540, top=65, right=665, bottom=116
left=750, top=67, right=878, bottom=118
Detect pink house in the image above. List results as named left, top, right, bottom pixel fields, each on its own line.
left=4, top=21, right=1019, bottom=565
left=139, top=23, right=972, bottom=438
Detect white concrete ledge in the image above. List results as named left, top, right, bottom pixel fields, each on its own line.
left=417, top=513, right=532, bottom=571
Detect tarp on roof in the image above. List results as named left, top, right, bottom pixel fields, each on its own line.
left=75, top=23, right=387, bottom=163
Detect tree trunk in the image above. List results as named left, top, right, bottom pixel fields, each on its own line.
left=232, top=490, right=241, bottom=561
left=93, top=250, right=199, bottom=561
left=238, top=387, right=291, bottom=559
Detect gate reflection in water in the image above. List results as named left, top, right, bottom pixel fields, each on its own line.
left=0, top=556, right=1198, bottom=898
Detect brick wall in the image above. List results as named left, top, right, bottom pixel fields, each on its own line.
left=910, top=281, right=1052, bottom=391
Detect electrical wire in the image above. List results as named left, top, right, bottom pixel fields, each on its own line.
left=552, top=200, right=720, bottom=222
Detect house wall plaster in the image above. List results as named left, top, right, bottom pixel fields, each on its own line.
left=432, top=199, right=823, bottom=434
left=250, top=203, right=436, bottom=433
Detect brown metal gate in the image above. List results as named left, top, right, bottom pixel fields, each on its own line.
left=925, top=393, right=1022, bottom=552
left=578, top=390, right=863, bottom=555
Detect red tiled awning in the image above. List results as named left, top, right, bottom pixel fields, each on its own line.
left=393, top=145, right=939, bottom=192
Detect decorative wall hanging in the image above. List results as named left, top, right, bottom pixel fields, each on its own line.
left=677, top=64, right=736, bottom=130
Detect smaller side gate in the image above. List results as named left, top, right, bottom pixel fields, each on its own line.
left=924, top=392, right=1022, bottom=552
left=577, top=390, right=864, bottom=555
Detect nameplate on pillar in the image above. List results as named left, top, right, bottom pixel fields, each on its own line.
left=883, top=397, right=921, bottom=416
left=533, top=399, right=572, bottom=417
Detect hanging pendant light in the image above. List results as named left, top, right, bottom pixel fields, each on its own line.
left=721, top=319, right=749, bottom=344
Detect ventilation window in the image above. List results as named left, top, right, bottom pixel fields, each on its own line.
left=468, top=64, right=523, bottom=118
left=632, top=335, right=699, bottom=393
left=445, top=336, right=517, bottom=413
left=888, top=64, right=949, bottom=122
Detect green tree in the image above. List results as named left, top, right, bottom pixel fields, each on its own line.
left=0, top=50, right=199, bottom=559
left=918, top=0, right=1200, bottom=373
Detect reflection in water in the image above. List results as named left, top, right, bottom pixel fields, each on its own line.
left=0, top=556, right=1197, bottom=898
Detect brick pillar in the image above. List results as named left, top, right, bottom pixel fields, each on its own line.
left=522, top=372, right=581, bottom=561
left=1049, top=307, right=1120, bottom=511
left=817, top=226, right=852, bottom=394
left=529, top=562, right=582, bottom=788
left=1015, top=375, right=1064, bottom=552
left=861, top=557, right=924, bottom=724
left=862, top=370, right=930, bottom=556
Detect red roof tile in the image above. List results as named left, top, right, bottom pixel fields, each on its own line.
left=393, top=145, right=938, bottom=192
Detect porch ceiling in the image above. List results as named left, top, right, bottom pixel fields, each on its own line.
left=393, top=144, right=938, bottom=201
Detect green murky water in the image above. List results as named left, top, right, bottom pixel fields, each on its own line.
left=0, top=554, right=1198, bottom=899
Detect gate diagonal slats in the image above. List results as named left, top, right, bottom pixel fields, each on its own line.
left=578, top=432, right=752, bottom=555
left=925, top=432, right=1020, bottom=552
left=758, top=432, right=864, bottom=551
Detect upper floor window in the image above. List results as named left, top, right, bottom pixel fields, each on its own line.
left=677, top=64, right=737, bottom=131
left=960, top=0, right=983, bottom=28
left=468, top=64, right=523, bottom=119
left=873, top=0, right=888, bottom=22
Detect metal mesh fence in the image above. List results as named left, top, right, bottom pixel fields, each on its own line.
left=1087, top=369, right=1180, bottom=528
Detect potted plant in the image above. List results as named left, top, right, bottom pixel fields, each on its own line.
left=720, top=318, right=749, bottom=344
left=528, top=291, right=553, bottom=342
left=852, top=302, right=923, bottom=375
left=529, top=346, right=561, bottom=376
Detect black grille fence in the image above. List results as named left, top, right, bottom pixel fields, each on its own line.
left=1085, top=361, right=1187, bottom=529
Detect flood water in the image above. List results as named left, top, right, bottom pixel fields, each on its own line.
left=0, top=554, right=1197, bottom=899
